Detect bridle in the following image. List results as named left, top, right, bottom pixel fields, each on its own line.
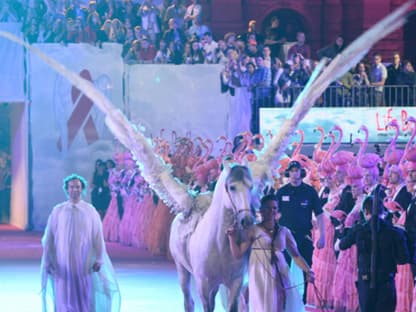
left=225, top=180, right=252, bottom=220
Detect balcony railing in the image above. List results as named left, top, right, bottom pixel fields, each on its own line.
left=252, top=85, right=416, bottom=108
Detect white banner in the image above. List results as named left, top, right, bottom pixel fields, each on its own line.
left=126, top=64, right=230, bottom=144
left=29, top=43, right=124, bottom=230
left=260, top=106, right=416, bottom=144
left=0, top=23, right=24, bottom=102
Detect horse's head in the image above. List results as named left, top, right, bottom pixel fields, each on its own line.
left=224, top=165, right=254, bottom=229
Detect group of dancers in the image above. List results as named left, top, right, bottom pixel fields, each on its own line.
left=100, top=117, right=416, bottom=310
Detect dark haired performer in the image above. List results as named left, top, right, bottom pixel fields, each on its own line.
left=275, top=160, right=325, bottom=300
left=339, top=195, right=410, bottom=312
left=41, top=174, right=120, bottom=312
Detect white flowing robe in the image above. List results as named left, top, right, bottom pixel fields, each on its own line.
left=41, top=200, right=120, bottom=312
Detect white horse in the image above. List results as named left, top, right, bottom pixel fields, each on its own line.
left=2, top=5, right=410, bottom=310
left=169, top=164, right=254, bottom=311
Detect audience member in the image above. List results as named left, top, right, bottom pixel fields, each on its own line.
left=287, top=31, right=311, bottom=60
left=369, top=52, right=388, bottom=106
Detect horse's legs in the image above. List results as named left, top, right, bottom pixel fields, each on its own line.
left=176, top=263, right=194, bottom=312
left=226, top=277, right=244, bottom=312
left=195, top=278, right=216, bottom=312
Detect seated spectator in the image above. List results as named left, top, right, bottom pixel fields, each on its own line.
left=317, top=35, right=345, bottom=60
left=134, top=25, right=148, bottom=41
left=0, top=0, right=20, bottom=22
left=164, top=0, right=186, bottom=30
left=202, top=32, right=218, bottom=64
left=24, top=18, right=39, bottom=44
left=189, top=39, right=204, bottom=64
left=97, top=19, right=112, bottom=44
left=287, top=31, right=311, bottom=61
left=44, top=17, right=67, bottom=44
left=67, top=17, right=86, bottom=43
left=187, top=17, right=210, bottom=40
left=224, top=32, right=237, bottom=53
left=122, top=27, right=136, bottom=57
left=183, top=42, right=192, bottom=64
left=109, top=18, right=126, bottom=43
left=138, top=36, right=156, bottom=63
left=123, top=39, right=141, bottom=64
left=154, top=39, right=171, bottom=64
left=215, top=40, right=228, bottom=65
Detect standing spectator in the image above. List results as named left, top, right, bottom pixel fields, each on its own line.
left=184, top=0, right=201, bottom=30
left=264, top=16, right=286, bottom=61
left=215, top=39, right=228, bottom=64
left=163, top=0, right=186, bottom=30
left=239, top=20, right=264, bottom=46
left=245, top=38, right=261, bottom=58
left=0, top=151, right=11, bottom=223
left=287, top=31, right=311, bottom=61
left=385, top=52, right=403, bottom=105
left=85, top=10, right=101, bottom=44
left=400, top=60, right=416, bottom=105
left=163, top=18, right=186, bottom=64
left=41, top=174, right=120, bottom=311
left=370, top=52, right=388, bottom=106
left=138, top=0, right=161, bottom=44
left=317, top=35, right=345, bottom=60
left=275, top=160, right=325, bottom=301
left=353, top=61, right=371, bottom=106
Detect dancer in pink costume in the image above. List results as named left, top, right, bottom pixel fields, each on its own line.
left=333, top=165, right=364, bottom=312
left=131, top=189, right=156, bottom=249
left=118, top=152, right=140, bottom=246
left=102, top=152, right=125, bottom=242
left=307, top=160, right=339, bottom=308
left=145, top=196, right=175, bottom=256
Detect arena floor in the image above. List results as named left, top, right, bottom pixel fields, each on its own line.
left=0, top=224, right=322, bottom=312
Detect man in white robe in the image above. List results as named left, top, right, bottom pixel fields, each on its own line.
left=41, top=174, right=120, bottom=312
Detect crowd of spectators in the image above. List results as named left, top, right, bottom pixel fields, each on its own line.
left=1, top=0, right=415, bottom=106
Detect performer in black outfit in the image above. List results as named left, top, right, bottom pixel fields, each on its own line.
left=339, top=195, right=410, bottom=312
left=275, top=160, right=325, bottom=300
